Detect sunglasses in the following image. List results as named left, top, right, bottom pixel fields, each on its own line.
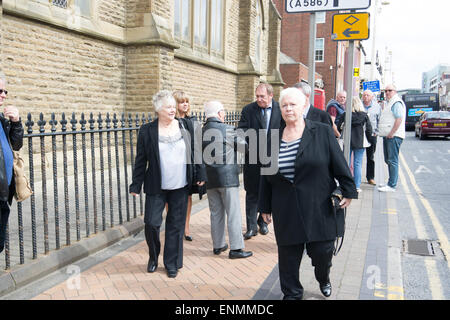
left=0, top=89, right=7, bottom=95
left=384, top=89, right=394, bottom=92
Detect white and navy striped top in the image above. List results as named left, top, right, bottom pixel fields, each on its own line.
left=278, top=138, right=301, bottom=183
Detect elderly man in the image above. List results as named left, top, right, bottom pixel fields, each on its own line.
left=0, top=72, right=24, bottom=253
left=238, top=83, right=283, bottom=240
left=202, top=101, right=252, bottom=259
left=377, top=84, right=406, bottom=192
left=326, top=90, right=347, bottom=138
left=362, top=89, right=381, bottom=185
left=294, top=82, right=333, bottom=126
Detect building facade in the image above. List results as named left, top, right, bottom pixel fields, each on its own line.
left=0, top=0, right=283, bottom=118
left=272, top=0, right=365, bottom=101
left=422, top=64, right=450, bottom=93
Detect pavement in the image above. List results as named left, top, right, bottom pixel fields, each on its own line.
left=0, top=139, right=406, bottom=301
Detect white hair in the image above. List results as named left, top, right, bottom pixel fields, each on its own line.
left=362, top=89, right=373, bottom=97
left=279, top=87, right=306, bottom=107
left=204, top=100, right=224, bottom=119
left=293, top=82, right=311, bottom=97
left=152, top=90, right=176, bottom=113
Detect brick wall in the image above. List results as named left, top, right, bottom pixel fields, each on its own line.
left=1, top=15, right=126, bottom=121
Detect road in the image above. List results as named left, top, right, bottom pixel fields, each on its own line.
left=395, top=132, right=450, bottom=299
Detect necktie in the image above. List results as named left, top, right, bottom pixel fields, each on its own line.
left=262, top=108, right=268, bottom=129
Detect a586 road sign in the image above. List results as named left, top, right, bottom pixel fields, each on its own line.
left=286, top=0, right=371, bottom=13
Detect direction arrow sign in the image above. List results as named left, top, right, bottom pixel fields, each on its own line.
left=286, top=0, right=371, bottom=13
left=332, top=12, right=370, bottom=41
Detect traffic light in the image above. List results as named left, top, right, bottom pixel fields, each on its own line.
left=379, top=91, right=385, bottom=101
left=359, top=79, right=364, bottom=90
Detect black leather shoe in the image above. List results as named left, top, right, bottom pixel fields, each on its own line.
left=147, top=259, right=157, bottom=273
left=243, top=230, right=257, bottom=240
left=320, top=282, right=332, bottom=297
left=213, top=244, right=228, bottom=255
left=184, top=235, right=193, bottom=241
left=259, top=224, right=269, bottom=235
left=167, top=269, right=178, bottom=278
left=229, top=249, right=253, bottom=259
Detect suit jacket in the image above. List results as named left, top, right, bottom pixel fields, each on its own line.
left=258, top=120, right=357, bottom=246
left=238, top=100, right=284, bottom=194
left=129, top=118, right=206, bottom=195
left=306, top=105, right=333, bottom=127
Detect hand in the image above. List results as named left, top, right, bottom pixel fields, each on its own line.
left=4, top=106, right=20, bottom=122
left=339, top=198, right=352, bottom=209
left=261, top=213, right=272, bottom=224
left=130, top=192, right=139, bottom=197
left=197, top=181, right=205, bottom=186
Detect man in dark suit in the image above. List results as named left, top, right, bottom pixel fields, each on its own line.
left=238, top=83, right=283, bottom=240
left=294, top=82, right=333, bottom=127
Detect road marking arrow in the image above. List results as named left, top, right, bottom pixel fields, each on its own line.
left=343, top=28, right=360, bottom=38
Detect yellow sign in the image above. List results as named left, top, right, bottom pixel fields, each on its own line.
left=353, top=68, right=360, bottom=77
left=332, top=13, right=370, bottom=41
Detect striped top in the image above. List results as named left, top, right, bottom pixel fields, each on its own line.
left=278, top=138, right=301, bottom=183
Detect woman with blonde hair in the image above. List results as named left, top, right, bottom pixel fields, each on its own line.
left=173, top=90, right=206, bottom=242
left=337, top=96, right=373, bottom=192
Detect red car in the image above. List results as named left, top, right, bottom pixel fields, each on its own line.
left=415, top=111, right=450, bottom=139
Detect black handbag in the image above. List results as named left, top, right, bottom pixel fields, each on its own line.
left=331, top=187, right=346, bottom=255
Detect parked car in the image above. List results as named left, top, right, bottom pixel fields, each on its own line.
left=415, top=111, right=450, bottom=140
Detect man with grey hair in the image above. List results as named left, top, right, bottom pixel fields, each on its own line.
left=294, top=82, right=333, bottom=126
left=362, top=89, right=381, bottom=185
left=326, top=90, right=347, bottom=138
left=0, top=72, right=24, bottom=253
left=202, top=101, right=252, bottom=259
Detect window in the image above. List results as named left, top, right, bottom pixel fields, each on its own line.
left=315, top=38, right=324, bottom=62
left=52, top=0, right=68, bottom=9
left=174, top=0, right=224, bottom=54
left=255, top=0, right=263, bottom=69
left=316, top=12, right=326, bottom=24
left=74, top=0, right=91, bottom=17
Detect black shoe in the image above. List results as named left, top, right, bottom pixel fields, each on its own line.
left=243, top=230, right=257, bottom=240
left=320, top=282, right=332, bottom=297
left=229, top=249, right=253, bottom=259
left=213, top=244, right=228, bottom=255
left=147, top=259, right=158, bottom=273
left=184, top=235, right=193, bottom=241
left=167, top=269, right=178, bottom=278
left=258, top=224, right=269, bottom=235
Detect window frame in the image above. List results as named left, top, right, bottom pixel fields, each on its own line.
left=315, top=38, right=325, bottom=62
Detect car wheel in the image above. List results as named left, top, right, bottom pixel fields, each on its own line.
left=419, top=130, right=426, bottom=140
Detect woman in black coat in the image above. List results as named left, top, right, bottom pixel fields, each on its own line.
left=129, top=90, right=206, bottom=279
left=258, top=87, right=357, bottom=300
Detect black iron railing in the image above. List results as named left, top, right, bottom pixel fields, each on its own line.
left=2, top=111, right=241, bottom=270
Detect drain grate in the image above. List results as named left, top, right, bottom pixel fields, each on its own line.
left=403, top=239, right=435, bottom=256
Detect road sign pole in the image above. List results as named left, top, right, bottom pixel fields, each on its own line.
left=343, top=17, right=356, bottom=165
left=308, top=12, right=317, bottom=107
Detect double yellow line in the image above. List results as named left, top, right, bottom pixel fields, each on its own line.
left=398, top=153, right=448, bottom=300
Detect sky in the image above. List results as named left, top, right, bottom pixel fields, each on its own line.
left=363, top=0, right=450, bottom=90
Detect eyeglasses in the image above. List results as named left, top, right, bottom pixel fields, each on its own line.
left=0, top=89, right=8, bottom=95
left=384, top=89, right=394, bottom=92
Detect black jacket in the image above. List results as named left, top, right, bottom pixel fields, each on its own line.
left=129, top=118, right=206, bottom=195
left=202, top=117, right=247, bottom=189
left=0, top=116, right=24, bottom=203
left=306, top=105, right=333, bottom=127
left=337, top=111, right=373, bottom=149
left=258, top=120, right=357, bottom=246
left=237, top=100, right=284, bottom=194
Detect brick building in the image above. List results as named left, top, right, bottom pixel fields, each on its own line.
left=0, top=0, right=283, bottom=118
left=273, top=0, right=364, bottom=102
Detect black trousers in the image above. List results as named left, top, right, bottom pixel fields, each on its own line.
left=144, top=186, right=188, bottom=271
left=0, top=201, right=10, bottom=253
left=278, top=240, right=335, bottom=300
left=245, top=190, right=266, bottom=232
left=366, top=135, right=377, bottom=181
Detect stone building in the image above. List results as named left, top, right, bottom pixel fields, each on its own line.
left=0, top=0, right=283, bottom=118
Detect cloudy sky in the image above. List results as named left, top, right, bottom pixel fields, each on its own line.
left=362, top=0, right=450, bottom=90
